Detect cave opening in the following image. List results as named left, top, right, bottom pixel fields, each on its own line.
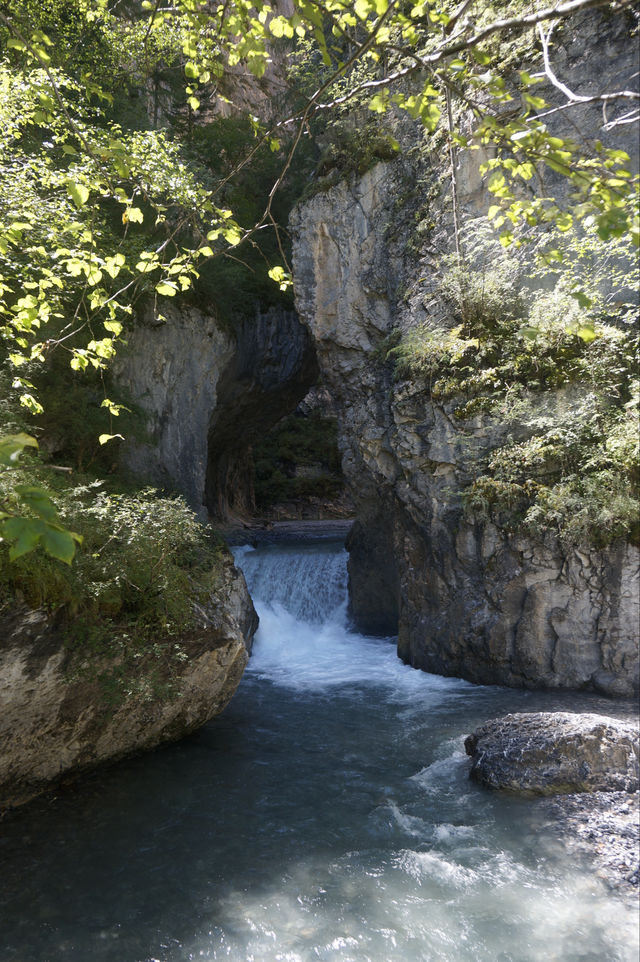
left=203, top=306, right=320, bottom=523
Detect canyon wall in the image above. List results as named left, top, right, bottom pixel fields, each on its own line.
left=291, top=11, right=639, bottom=695
left=114, top=302, right=316, bottom=521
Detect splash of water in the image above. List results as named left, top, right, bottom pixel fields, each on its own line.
left=234, top=543, right=470, bottom=696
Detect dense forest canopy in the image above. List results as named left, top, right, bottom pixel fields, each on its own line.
left=0, top=0, right=638, bottom=563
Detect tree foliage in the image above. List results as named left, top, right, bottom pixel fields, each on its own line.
left=0, top=0, right=638, bottom=560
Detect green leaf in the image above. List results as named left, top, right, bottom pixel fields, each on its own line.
left=66, top=182, right=90, bottom=208
left=369, top=92, right=389, bottom=114
left=524, top=94, right=546, bottom=110
left=41, top=526, right=79, bottom=565
left=155, top=281, right=178, bottom=296
left=222, top=226, right=243, bottom=246
left=0, top=433, right=38, bottom=466
left=570, top=289, right=593, bottom=309
left=101, top=399, right=129, bottom=416
left=519, top=326, right=539, bottom=342
left=14, top=485, right=59, bottom=522
left=471, top=48, right=491, bottom=66
left=576, top=325, right=597, bottom=343
left=268, top=266, right=292, bottom=291
left=3, top=517, right=44, bottom=561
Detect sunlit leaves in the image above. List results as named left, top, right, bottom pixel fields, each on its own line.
left=268, top=265, right=292, bottom=290
left=393, top=88, right=441, bottom=132
left=0, top=435, right=81, bottom=562
left=123, top=206, right=144, bottom=224
left=66, top=181, right=89, bottom=208
left=155, top=281, right=178, bottom=296
left=100, top=398, right=128, bottom=415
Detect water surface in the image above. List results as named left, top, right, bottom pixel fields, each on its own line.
left=1, top=538, right=637, bottom=961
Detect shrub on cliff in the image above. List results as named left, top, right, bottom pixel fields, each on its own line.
left=0, top=468, right=224, bottom=641
left=388, top=223, right=638, bottom=547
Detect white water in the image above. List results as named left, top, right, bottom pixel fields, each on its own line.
left=237, top=543, right=463, bottom=695
left=0, top=536, right=637, bottom=962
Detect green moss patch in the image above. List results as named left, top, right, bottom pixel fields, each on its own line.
left=385, top=229, right=639, bottom=547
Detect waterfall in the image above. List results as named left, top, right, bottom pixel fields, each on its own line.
left=233, top=541, right=471, bottom=695
left=235, top=543, right=348, bottom=623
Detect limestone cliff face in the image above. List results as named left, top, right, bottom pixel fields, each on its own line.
left=114, top=302, right=234, bottom=513
left=290, top=14, right=639, bottom=696
left=114, top=302, right=316, bottom=520
left=0, top=554, right=258, bottom=810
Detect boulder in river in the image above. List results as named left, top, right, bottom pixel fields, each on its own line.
left=0, top=554, right=258, bottom=810
left=464, top=712, right=639, bottom=795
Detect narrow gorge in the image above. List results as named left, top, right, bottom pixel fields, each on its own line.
left=0, top=3, right=638, bottom=961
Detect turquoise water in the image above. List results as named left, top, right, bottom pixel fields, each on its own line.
left=0, top=538, right=637, bottom=962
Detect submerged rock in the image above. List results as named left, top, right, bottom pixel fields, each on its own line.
left=0, top=555, right=257, bottom=810
left=540, top=790, right=640, bottom=896
left=465, top=712, right=639, bottom=795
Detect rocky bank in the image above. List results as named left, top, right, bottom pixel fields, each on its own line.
left=465, top=712, right=640, bottom=896
left=0, top=553, right=257, bottom=810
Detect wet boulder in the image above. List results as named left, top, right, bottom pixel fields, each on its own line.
left=465, top=712, right=639, bottom=795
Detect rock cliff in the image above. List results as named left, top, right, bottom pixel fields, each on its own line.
left=290, top=13, right=639, bottom=695
left=114, top=301, right=316, bottom=521
left=0, top=553, right=257, bottom=810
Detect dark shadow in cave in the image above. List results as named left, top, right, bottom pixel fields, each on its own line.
left=204, top=306, right=318, bottom=523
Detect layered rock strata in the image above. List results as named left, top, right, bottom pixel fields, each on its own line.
left=0, top=555, right=257, bottom=810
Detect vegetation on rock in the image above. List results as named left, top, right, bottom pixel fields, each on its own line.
left=0, top=456, right=225, bottom=702
left=387, top=223, right=638, bottom=546
left=253, top=412, right=343, bottom=509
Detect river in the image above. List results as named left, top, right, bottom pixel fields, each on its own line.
left=0, top=534, right=637, bottom=961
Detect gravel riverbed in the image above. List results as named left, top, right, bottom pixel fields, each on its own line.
left=541, top=790, right=640, bottom=899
